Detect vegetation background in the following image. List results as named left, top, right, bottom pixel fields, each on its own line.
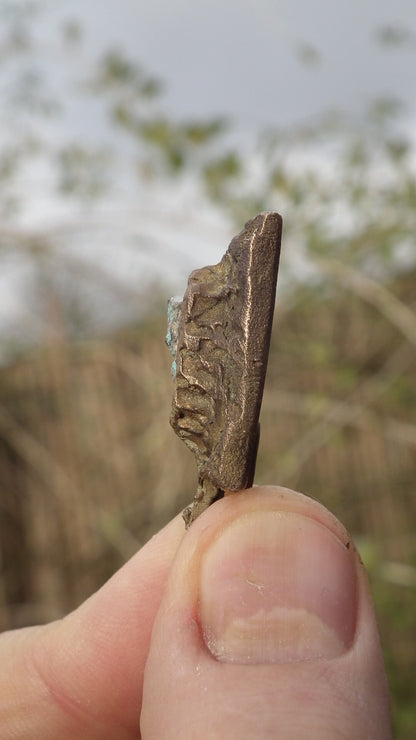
left=0, top=3, right=415, bottom=736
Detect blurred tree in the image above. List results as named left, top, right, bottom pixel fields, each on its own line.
left=0, top=2, right=415, bottom=357
left=0, top=1, right=235, bottom=353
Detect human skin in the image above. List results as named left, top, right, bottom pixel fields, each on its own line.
left=0, top=487, right=392, bottom=739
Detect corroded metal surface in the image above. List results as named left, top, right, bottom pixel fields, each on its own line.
left=168, top=212, right=282, bottom=526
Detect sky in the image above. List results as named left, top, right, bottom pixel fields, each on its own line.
left=1, top=0, right=416, bottom=351
left=47, top=0, right=416, bottom=129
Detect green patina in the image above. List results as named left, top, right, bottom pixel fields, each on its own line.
left=166, top=296, right=182, bottom=376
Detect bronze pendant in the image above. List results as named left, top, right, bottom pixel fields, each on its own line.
left=167, top=212, right=282, bottom=526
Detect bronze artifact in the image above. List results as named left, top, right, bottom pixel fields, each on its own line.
left=167, top=212, right=282, bottom=526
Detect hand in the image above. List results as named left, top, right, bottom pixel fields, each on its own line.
left=0, top=487, right=391, bottom=738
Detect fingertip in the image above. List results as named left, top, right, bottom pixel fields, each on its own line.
left=141, top=487, right=392, bottom=738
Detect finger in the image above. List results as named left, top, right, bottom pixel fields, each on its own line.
left=141, top=486, right=392, bottom=739
left=0, top=513, right=184, bottom=739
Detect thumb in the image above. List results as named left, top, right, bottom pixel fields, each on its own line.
left=141, top=487, right=391, bottom=739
